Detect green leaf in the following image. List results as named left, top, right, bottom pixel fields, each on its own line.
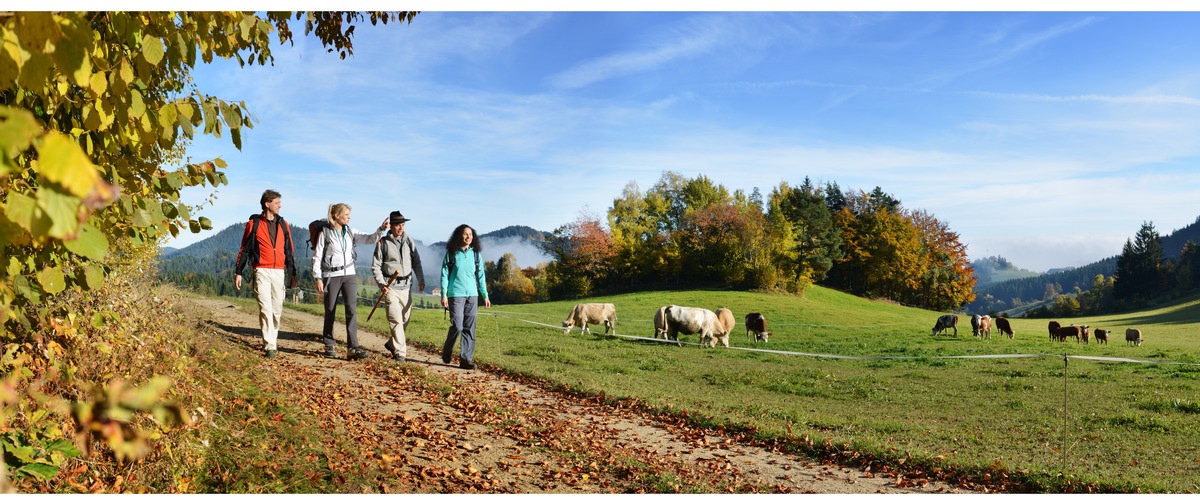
left=36, top=187, right=81, bottom=239
left=83, top=263, right=105, bottom=290
left=46, top=438, right=81, bottom=458
left=0, top=106, right=41, bottom=159
left=141, top=34, right=165, bottom=66
left=5, top=191, right=37, bottom=232
left=199, top=216, right=212, bottom=230
left=36, top=266, right=65, bottom=295
left=17, top=463, right=60, bottom=481
left=188, top=220, right=200, bottom=233
left=132, top=207, right=152, bottom=227
left=63, top=222, right=109, bottom=261
left=37, top=132, right=100, bottom=198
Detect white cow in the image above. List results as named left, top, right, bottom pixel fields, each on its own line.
left=663, top=306, right=723, bottom=348
left=562, top=303, right=617, bottom=335
left=653, top=306, right=672, bottom=339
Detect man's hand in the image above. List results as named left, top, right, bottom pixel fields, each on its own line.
left=235, top=274, right=242, bottom=290
left=441, top=297, right=448, bottom=309
left=316, top=279, right=324, bottom=297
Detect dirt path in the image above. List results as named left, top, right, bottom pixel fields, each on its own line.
left=187, top=294, right=974, bottom=494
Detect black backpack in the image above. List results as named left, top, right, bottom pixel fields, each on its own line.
left=306, top=219, right=329, bottom=253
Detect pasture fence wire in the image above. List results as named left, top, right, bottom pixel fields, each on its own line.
left=476, top=307, right=1200, bottom=486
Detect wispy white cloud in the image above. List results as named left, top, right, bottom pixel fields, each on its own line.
left=546, top=16, right=725, bottom=89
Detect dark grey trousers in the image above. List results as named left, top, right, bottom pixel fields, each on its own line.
left=322, top=275, right=360, bottom=351
left=443, top=296, right=478, bottom=362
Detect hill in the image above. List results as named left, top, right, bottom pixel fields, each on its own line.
left=969, top=215, right=1200, bottom=315
left=970, top=256, right=1040, bottom=286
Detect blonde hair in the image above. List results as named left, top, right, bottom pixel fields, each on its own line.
left=328, top=203, right=351, bottom=231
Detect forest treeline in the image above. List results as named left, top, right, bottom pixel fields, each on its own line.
left=534, top=172, right=975, bottom=312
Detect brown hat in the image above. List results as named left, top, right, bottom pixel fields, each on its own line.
left=389, top=211, right=411, bottom=224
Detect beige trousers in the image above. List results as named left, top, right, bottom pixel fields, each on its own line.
left=253, top=268, right=285, bottom=351
left=384, top=285, right=413, bottom=357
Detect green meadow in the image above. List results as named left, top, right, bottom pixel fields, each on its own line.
left=287, top=287, right=1200, bottom=492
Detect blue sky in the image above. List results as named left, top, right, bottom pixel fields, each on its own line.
left=168, top=10, right=1200, bottom=273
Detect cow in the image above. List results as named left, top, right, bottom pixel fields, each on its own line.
left=979, top=315, right=993, bottom=339
left=1126, top=328, right=1143, bottom=347
left=932, top=314, right=959, bottom=337
left=562, top=303, right=617, bottom=336
left=1054, top=324, right=1089, bottom=343
left=1093, top=328, right=1110, bottom=345
left=663, top=306, right=723, bottom=348
left=713, top=308, right=736, bottom=348
left=652, top=306, right=671, bottom=340
left=994, top=317, right=1015, bottom=339
left=971, top=314, right=982, bottom=338
left=744, top=312, right=770, bottom=343
left=1048, top=321, right=1062, bottom=341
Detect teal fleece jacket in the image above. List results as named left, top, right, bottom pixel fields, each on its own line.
left=440, top=248, right=488, bottom=300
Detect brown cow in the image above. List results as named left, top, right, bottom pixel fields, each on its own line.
left=714, top=308, right=736, bottom=348
left=1093, top=328, right=1109, bottom=345
left=744, top=312, right=769, bottom=343
left=1048, top=321, right=1061, bottom=341
left=1054, top=324, right=1090, bottom=343
left=979, top=315, right=992, bottom=339
left=994, top=317, right=1014, bottom=339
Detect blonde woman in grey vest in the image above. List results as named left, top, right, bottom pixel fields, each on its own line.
left=312, top=203, right=386, bottom=360
left=370, top=211, right=425, bottom=362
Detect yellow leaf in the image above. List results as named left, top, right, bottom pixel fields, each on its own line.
left=38, top=132, right=100, bottom=198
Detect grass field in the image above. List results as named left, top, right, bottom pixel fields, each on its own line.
left=282, top=287, right=1200, bottom=492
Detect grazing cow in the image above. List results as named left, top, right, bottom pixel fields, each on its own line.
left=1093, top=328, right=1109, bottom=345
left=995, top=317, right=1015, bottom=339
left=713, top=308, right=736, bottom=348
left=1126, top=328, right=1143, bottom=347
left=562, top=303, right=617, bottom=336
left=1054, top=325, right=1082, bottom=342
left=932, top=314, right=959, bottom=337
left=663, top=306, right=723, bottom=348
left=1048, top=321, right=1062, bottom=341
left=745, top=312, right=770, bottom=343
left=979, top=315, right=992, bottom=339
left=971, top=314, right=982, bottom=338
left=653, top=306, right=671, bottom=339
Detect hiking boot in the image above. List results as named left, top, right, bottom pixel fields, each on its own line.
left=265, top=350, right=277, bottom=359
left=459, top=360, right=476, bottom=370
left=348, top=348, right=369, bottom=361
left=441, top=346, right=453, bottom=364
left=384, top=341, right=396, bottom=354
left=323, top=348, right=337, bottom=359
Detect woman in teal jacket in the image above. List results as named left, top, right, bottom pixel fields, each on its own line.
left=440, top=224, right=491, bottom=369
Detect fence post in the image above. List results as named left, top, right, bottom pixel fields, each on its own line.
left=1062, top=353, right=1069, bottom=479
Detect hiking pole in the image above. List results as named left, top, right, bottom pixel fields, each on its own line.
left=367, top=271, right=400, bottom=322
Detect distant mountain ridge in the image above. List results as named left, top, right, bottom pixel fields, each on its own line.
left=158, top=222, right=551, bottom=295
left=969, top=215, right=1200, bottom=314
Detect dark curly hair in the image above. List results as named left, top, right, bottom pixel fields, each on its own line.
left=446, top=224, right=483, bottom=254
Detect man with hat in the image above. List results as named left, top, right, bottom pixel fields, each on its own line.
left=371, top=211, right=426, bottom=362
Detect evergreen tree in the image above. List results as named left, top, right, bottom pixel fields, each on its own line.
left=1115, top=221, right=1167, bottom=305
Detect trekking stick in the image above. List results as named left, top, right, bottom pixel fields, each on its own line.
left=367, top=271, right=401, bottom=322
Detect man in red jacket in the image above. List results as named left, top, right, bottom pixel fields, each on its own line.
left=235, top=189, right=298, bottom=359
